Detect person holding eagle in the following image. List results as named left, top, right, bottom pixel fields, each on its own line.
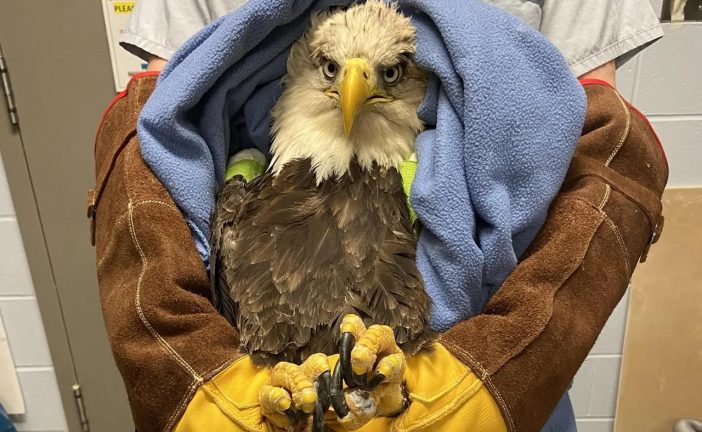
left=90, top=0, right=667, bottom=431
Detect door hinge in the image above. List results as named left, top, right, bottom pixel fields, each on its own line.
left=0, top=45, right=19, bottom=126
left=72, top=384, right=91, bottom=432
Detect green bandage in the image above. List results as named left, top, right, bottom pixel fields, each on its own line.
left=399, top=156, right=418, bottom=224
left=225, top=158, right=265, bottom=182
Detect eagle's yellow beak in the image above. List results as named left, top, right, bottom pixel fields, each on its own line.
left=340, top=58, right=374, bottom=136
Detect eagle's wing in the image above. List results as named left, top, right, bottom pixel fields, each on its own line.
left=366, top=171, right=434, bottom=354
left=210, top=175, right=251, bottom=327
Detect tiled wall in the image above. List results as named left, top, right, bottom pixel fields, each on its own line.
left=0, top=153, right=68, bottom=431
left=570, top=14, right=702, bottom=432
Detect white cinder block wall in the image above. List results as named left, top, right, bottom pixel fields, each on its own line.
left=570, top=7, right=702, bottom=432
left=0, top=154, right=68, bottom=431
left=0, top=2, right=698, bottom=432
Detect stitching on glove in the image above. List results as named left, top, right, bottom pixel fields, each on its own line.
left=408, top=368, right=470, bottom=403
left=480, top=375, right=515, bottom=432
left=202, top=381, right=262, bottom=432
left=393, top=373, right=483, bottom=431
left=97, top=200, right=179, bottom=266
left=605, top=91, right=632, bottom=167
left=438, top=341, right=516, bottom=432
left=165, top=379, right=203, bottom=432
left=598, top=184, right=612, bottom=210
left=489, top=197, right=606, bottom=372
left=210, top=357, right=262, bottom=410
left=603, top=216, right=631, bottom=276
left=206, top=357, right=243, bottom=382
left=128, top=202, right=203, bottom=381
left=211, top=379, right=260, bottom=410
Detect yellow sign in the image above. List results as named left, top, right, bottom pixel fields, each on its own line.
left=102, top=0, right=145, bottom=91
left=113, top=2, right=135, bottom=14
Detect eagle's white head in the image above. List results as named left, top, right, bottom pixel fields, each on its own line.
left=270, top=0, right=427, bottom=182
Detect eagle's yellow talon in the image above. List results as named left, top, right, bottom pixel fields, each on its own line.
left=260, top=385, right=292, bottom=411
left=301, top=389, right=317, bottom=406
left=341, top=314, right=367, bottom=338
left=274, top=388, right=292, bottom=410
left=296, top=388, right=317, bottom=414
left=336, top=317, right=411, bottom=428
left=351, top=345, right=375, bottom=375
left=376, top=353, right=405, bottom=383
left=295, top=376, right=314, bottom=389
left=263, top=360, right=319, bottom=419
left=349, top=324, right=401, bottom=378
left=259, top=384, right=294, bottom=429
left=301, top=352, right=331, bottom=378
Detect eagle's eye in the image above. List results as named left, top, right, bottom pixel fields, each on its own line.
left=382, top=64, right=403, bottom=86
left=322, top=58, right=339, bottom=81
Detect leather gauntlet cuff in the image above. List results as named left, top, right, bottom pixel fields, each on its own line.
left=440, top=81, right=668, bottom=432
left=92, top=74, right=243, bottom=432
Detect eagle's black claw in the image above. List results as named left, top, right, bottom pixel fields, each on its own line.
left=330, top=361, right=349, bottom=418
left=311, top=370, right=334, bottom=432
left=367, top=372, right=386, bottom=390
left=316, top=371, right=332, bottom=412
left=312, top=390, right=326, bottom=432
left=284, top=407, right=301, bottom=424
left=340, top=332, right=366, bottom=388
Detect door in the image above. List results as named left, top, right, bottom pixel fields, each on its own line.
left=0, top=1, right=133, bottom=430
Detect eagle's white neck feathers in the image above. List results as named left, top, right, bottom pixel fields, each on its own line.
left=270, top=81, right=422, bottom=181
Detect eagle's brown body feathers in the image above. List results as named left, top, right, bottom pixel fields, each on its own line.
left=211, top=158, right=433, bottom=366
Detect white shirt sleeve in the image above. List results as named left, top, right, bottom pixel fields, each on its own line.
left=120, top=0, right=248, bottom=61
left=121, top=0, right=663, bottom=76
left=539, top=0, right=664, bottom=76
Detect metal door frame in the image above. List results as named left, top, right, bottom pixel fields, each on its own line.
left=0, top=41, right=81, bottom=430
left=0, top=1, right=133, bottom=430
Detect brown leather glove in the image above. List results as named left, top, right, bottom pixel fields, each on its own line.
left=92, top=73, right=244, bottom=431
left=439, top=79, right=668, bottom=431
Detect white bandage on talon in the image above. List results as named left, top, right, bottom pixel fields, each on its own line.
left=338, top=388, right=379, bottom=430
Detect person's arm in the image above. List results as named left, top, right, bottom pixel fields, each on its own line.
left=580, top=60, right=616, bottom=87
left=434, top=79, right=667, bottom=431
left=93, top=73, right=251, bottom=431
left=91, top=73, right=329, bottom=432
left=395, top=3, right=662, bottom=429
left=146, top=55, right=167, bottom=71
left=344, top=76, right=667, bottom=432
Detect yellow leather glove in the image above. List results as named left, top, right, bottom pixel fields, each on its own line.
left=176, top=354, right=330, bottom=432
left=326, top=315, right=508, bottom=432
left=175, top=318, right=507, bottom=432
left=388, top=343, right=506, bottom=432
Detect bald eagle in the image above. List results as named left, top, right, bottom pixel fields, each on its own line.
left=211, top=1, right=433, bottom=429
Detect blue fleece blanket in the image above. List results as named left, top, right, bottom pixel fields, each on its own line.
left=138, top=0, right=585, bottom=332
